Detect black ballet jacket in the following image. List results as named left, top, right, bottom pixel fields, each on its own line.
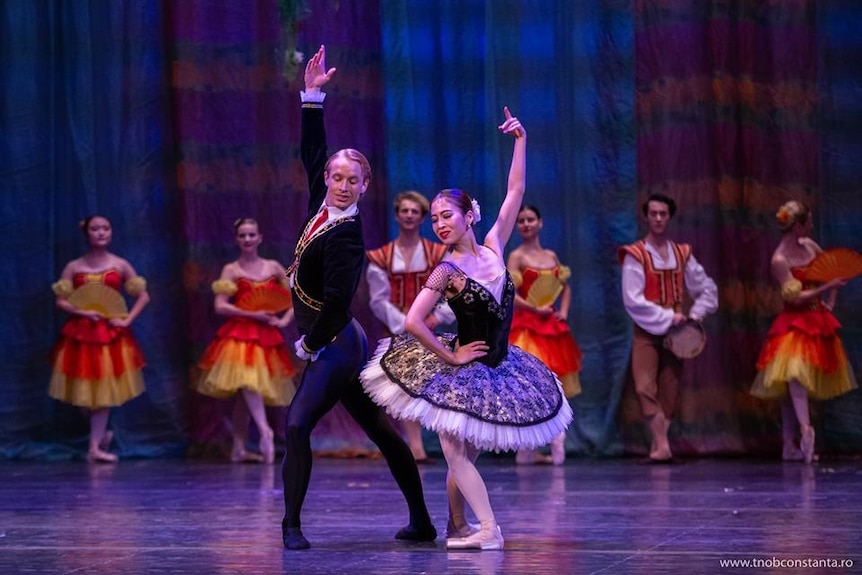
left=289, top=106, right=365, bottom=352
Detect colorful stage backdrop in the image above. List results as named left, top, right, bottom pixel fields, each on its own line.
left=1, top=0, right=860, bottom=460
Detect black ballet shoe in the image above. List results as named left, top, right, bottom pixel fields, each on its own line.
left=283, top=527, right=311, bottom=550
left=395, top=522, right=437, bottom=542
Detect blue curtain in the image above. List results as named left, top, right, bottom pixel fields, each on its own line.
left=2, top=1, right=860, bottom=460
left=817, top=0, right=862, bottom=451
left=1, top=1, right=186, bottom=459
left=380, top=0, right=862, bottom=457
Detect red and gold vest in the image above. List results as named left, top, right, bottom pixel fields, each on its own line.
left=617, top=240, right=691, bottom=309
left=366, top=238, right=448, bottom=313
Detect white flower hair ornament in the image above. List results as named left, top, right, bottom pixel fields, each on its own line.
left=470, top=198, right=482, bottom=223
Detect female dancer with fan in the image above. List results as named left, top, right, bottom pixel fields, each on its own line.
left=49, top=215, right=150, bottom=463
left=361, top=109, right=573, bottom=550
left=751, top=201, right=857, bottom=463
left=197, top=218, right=296, bottom=464
left=508, top=204, right=582, bottom=465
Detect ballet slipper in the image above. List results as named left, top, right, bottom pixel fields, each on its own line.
left=782, top=444, right=804, bottom=462
left=99, top=430, right=114, bottom=451
left=283, top=527, right=311, bottom=550
left=800, top=426, right=816, bottom=465
left=550, top=433, right=566, bottom=466
left=446, top=520, right=504, bottom=550
left=260, top=429, right=275, bottom=464
left=516, top=449, right=552, bottom=465
left=230, top=448, right=264, bottom=463
left=394, top=521, right=437, bottom=542
left=86, top=448, right=118, bottom=463
left=446, top=521, right=480, bottom=540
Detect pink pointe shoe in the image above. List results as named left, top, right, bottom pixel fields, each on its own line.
left=446, top=520, right=481, bottom=541
left=800, top=426, right=816, bottom=465
left=260, top=429, right=275, bottom=464
left=446, top=521, right=504, bottom=550
left=782, top=445, right=804, bottom=462
left=516, top=449, right=552, bottom=465
left=550, top=433, right=566, bottom=466
left=86, top=448, right=118, bottom=463
left=231, top=447, right=264, bottom=463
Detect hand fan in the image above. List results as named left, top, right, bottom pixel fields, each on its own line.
left=800, top=248, right=862, bottom=283
left=235, top=284, right=293, bottom=313
left=67, top=283, right=128, bottom=319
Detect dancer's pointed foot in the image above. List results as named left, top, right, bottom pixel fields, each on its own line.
left=86, top=448, right=118, bottom=463
left=550, top=433, right=566, bottom=466
left=230, top=448, right=264, bottom=463
left=800, top=425, right=816, bottom=465
left=99, top=430, right=114, bottom=451
left=516, top=449, right=552, bottom=465
left=260, top=429, right=275, bottom=464
left=283, top=527, right=310, bottom=550
left=782, top=444, right=804, bottom=462
left=446, top=521, right=504, bottom=550
left=446, top=521, right=480, bottom=540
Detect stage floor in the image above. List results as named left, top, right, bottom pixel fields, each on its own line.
left=1, top=457, right=859, bottom=574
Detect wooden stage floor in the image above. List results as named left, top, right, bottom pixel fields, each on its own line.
left=1, top=457, right=860, bottom=574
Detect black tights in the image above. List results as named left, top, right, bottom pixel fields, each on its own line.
left=281, top=320, right=431, bottom=531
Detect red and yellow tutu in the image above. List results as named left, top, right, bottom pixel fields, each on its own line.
left=509, top=266, right=583, bottom=398
left=752, top=301, right=857, bottom=400
left=197, top=277, right=296, bottom=405
left=48, top=270, right=145, bottom=408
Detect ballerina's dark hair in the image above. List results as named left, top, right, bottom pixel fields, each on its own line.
left=79, top=214, right=110, bottom=237
left=433, top=188, right=473, bottom=215
left=519, top=204, right=542, bottom=219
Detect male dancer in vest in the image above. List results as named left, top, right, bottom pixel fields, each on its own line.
left=618, top=193, right=718, bottom=462
left=366, top=191, right=455, bottom=463
left=282, top=45, right=436, bottom=550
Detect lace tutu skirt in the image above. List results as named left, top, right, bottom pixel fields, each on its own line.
left=360, top=333, right=573, bottom=452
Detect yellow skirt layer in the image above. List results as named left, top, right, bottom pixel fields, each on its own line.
left=197, top=340, right=295, bottom=406
left=510, top=332, right=582, bottom=398
left=48, top=342, right=145, bottom=409
left=752, top=331, right=857, bottom=400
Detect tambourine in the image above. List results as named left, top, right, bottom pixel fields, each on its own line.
left=663, top=319, right=706, bottom=359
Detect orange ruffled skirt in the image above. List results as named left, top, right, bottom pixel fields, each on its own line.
left=48, top=317, right=146, bottom=409
left=752, top=307, right=857, bottom=400
left=197, top=319, right=296, bottom=406
left=509, top=308, right=583, bottom=398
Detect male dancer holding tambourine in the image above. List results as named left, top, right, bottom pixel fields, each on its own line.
left=618, top=193, right=718, bottom=463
